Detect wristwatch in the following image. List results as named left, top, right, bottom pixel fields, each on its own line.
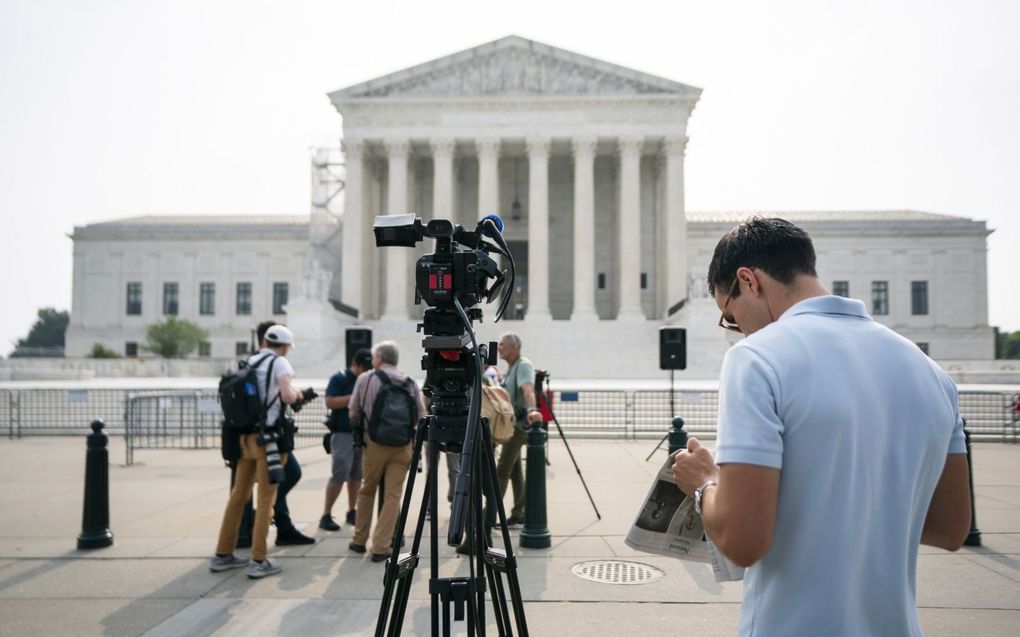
left=693, top=480, right=718, bottom=516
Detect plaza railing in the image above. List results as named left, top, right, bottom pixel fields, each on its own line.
left=1, top=386, right=1016, bottom=459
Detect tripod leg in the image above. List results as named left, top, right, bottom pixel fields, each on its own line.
left=375, top=419, right=428, bottom=637
left=645, top=431, right=670, bottom=462
left=389, top=440, right=436, bottom=635
left=480, top=423, right=530, bottom=636
left=549, top=417, right=602, bottom=520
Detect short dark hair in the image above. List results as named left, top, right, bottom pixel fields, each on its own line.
left=706, top=217, right=817, bottom=297
left=255, top=320, right=278, bottom=345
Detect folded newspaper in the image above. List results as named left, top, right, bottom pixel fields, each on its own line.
left=625, top=454, right=745, bottom=582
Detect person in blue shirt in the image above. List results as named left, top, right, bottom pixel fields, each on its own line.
left=320, top=348, right=373, bottom=531
left=673, top=217, right=971, bottom=636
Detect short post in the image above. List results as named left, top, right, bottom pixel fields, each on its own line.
left=963, top=426, right=982, bottom=547
left=519, top=422, right=551, bottom=548
left=77, top=419, right=114, bottom=549
left=668, top=417, right=688, bottom=455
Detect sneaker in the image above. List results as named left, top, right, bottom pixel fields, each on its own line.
left=209, top=554, right=249, bottom=572
left=348, top=542, right=367, bottom=553
left=275, top=527, right=316, bottom=546
left=345, top=509, right=356, bottom=526
left=319, top=514, right=340, bottom=531
left=507, top=516, right=525, bottom=529
left=246, top=559, right=282, bottom=579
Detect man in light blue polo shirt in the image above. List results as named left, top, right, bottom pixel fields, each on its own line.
left=673, top=217, right=972, bottom=636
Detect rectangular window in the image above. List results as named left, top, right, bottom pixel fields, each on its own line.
left=832, top=280, right=849, bottom=298
left=163, top=282, right=179, bottom=316
left=126, top=282, right=142, bottom=315
left=871, top=281, right=889, bottom=315
left=236, top=282, right=252, bottom=316
left=199, top=282, right=215, bottom=316
left=272, top=282, right=289, bottom=315
left=125, top=341, right=138, bottom=357
left=911, top=281, right=929, bottom=315
left=236, top=341, right=250, bottom=356
left=916, top=342, right=930, bottom=356
left=640, top=273, right=648, bottom=290
left=597, top=273, right=606, bottom=290
left=198, top=341, right=211, bottom=357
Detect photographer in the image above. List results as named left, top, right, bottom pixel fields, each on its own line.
left=210, top=324, right=307, bottom=579
left=347, top=340, right=427, bottom=562
left=319, top=348, right=373, bottom=531
left=495, top=332, right=543, bottom=528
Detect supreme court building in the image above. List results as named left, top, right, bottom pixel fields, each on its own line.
left=66, top=36, right=995, bottom=378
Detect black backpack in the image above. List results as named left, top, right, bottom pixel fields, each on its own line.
left=367, top=369, right=417, bottom=446
left=219, top=353, right=276, bottom=431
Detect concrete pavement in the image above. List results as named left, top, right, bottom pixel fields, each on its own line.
left=0, top=435, right=1018, bottom=636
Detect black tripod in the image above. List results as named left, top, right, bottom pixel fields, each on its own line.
left=646, top=369, right=678, bottom=461
left=375, top=333, right=528, bottom=636
left=534, top=371, right=600, bottom=520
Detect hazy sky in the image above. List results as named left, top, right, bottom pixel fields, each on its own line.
left=1, top=0, right=1017, bottom=355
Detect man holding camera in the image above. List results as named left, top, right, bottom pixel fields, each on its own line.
left=495, top=332, right=544, bottom=528
left=348, top=341, right=427, bottom=562
left=672, top=217, right=971, bottom=635
left=210, top=324, right=309, bottom=579
left=320, top=348, right=373, bottom=531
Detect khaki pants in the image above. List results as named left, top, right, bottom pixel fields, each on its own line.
left=496, top=426, right=527, bottom=519
left=215, top=433, right=287, bottom=561
left=354, top=439, right=412, bottom=554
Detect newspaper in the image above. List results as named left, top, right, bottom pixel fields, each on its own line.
left=624, top=454, right=745, bottom=582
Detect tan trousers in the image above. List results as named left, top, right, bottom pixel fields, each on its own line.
left=215, top=433, right=287, bottom=561
left=496, top=426, right=527, bottom=519
left=353, top=439, right=412, bottom=554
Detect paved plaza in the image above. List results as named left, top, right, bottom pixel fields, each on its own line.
left=0, top=434, right=1018, bottom=636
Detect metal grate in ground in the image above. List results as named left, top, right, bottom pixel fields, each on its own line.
left=570, top=560, right=665, bottom=585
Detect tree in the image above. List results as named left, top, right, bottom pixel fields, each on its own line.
left=88, top=343, right=121, bottom=359
left=997, top=330, right=1020, bottom=360
left=143, top=317, right=209, bottom=359
left=11, top=308, right=69, bottom=357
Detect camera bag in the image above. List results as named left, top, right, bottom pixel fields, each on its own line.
left=367, top=369, right=417, bottom=447
left=481, top=385, right=515, bottom=444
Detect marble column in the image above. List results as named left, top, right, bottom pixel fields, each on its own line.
left=617, top=136, right=644, bottom=320
left=663, top=135, right=689, bottom=319
left=382, top=139, right=410, bottom=320
left=526, top=137, right=552, bottom=321
left=431, top=138, right=455, bottom=219
left=571, top=137, right=598, bottom=321
left=477, top=138, right=501, bottom=217
left=340, top=137, right=365, bottom=317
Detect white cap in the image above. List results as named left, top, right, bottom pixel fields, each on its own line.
left=264, top=325, right=295, bottom=347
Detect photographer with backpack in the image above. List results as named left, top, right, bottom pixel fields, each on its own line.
left=347, top=340, right=427, bottom=562
left=210, top=324, right=311, bottom=579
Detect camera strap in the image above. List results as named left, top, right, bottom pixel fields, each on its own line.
left=260, top=354, right=280, bottom=426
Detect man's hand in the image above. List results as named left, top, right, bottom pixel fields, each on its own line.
left=526, top=409, right=543, bottom=425
left=672, top=437, right=719, bottom=495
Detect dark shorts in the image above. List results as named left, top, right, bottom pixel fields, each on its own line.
left=329, top=432, right=363, bottom=483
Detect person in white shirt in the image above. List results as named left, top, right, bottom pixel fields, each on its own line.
left=673, top=217, right=971, bottom=636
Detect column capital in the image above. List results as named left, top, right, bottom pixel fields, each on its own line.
left=430, top=138, right=456, bottom=157
left=663, top=135, right=689, bottom=156
left=342, top=137, right=365, bottom=158
left=384, top=139, right=410, bottom=159
left=618, top=136, right=644, bottom=156
left=476, top=137, right=501, bottom=157
left=526, top=137, right=552, bottom=158
left=572, top=136, right=598, bottom=158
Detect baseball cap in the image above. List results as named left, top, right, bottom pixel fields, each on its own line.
left=264, top=325, right=295, bottom=347
left=352, top=348, right=372, bottom=369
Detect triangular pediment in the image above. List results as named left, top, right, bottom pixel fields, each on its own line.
left=330, top=36, right=701, bottom=100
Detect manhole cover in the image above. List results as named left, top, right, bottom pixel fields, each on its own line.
left=571, top=560, right=664, bottom=585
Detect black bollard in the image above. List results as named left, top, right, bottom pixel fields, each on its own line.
left=77, top=419, right=113, bottom=549
left=668, top=417, right=688, bottom=455
left=963, top=426, right=982, bottom=547
left=519, top=422, right=551, bottom=549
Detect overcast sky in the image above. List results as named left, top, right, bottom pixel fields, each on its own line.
left=1, top=0, right=1017, bottom=355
